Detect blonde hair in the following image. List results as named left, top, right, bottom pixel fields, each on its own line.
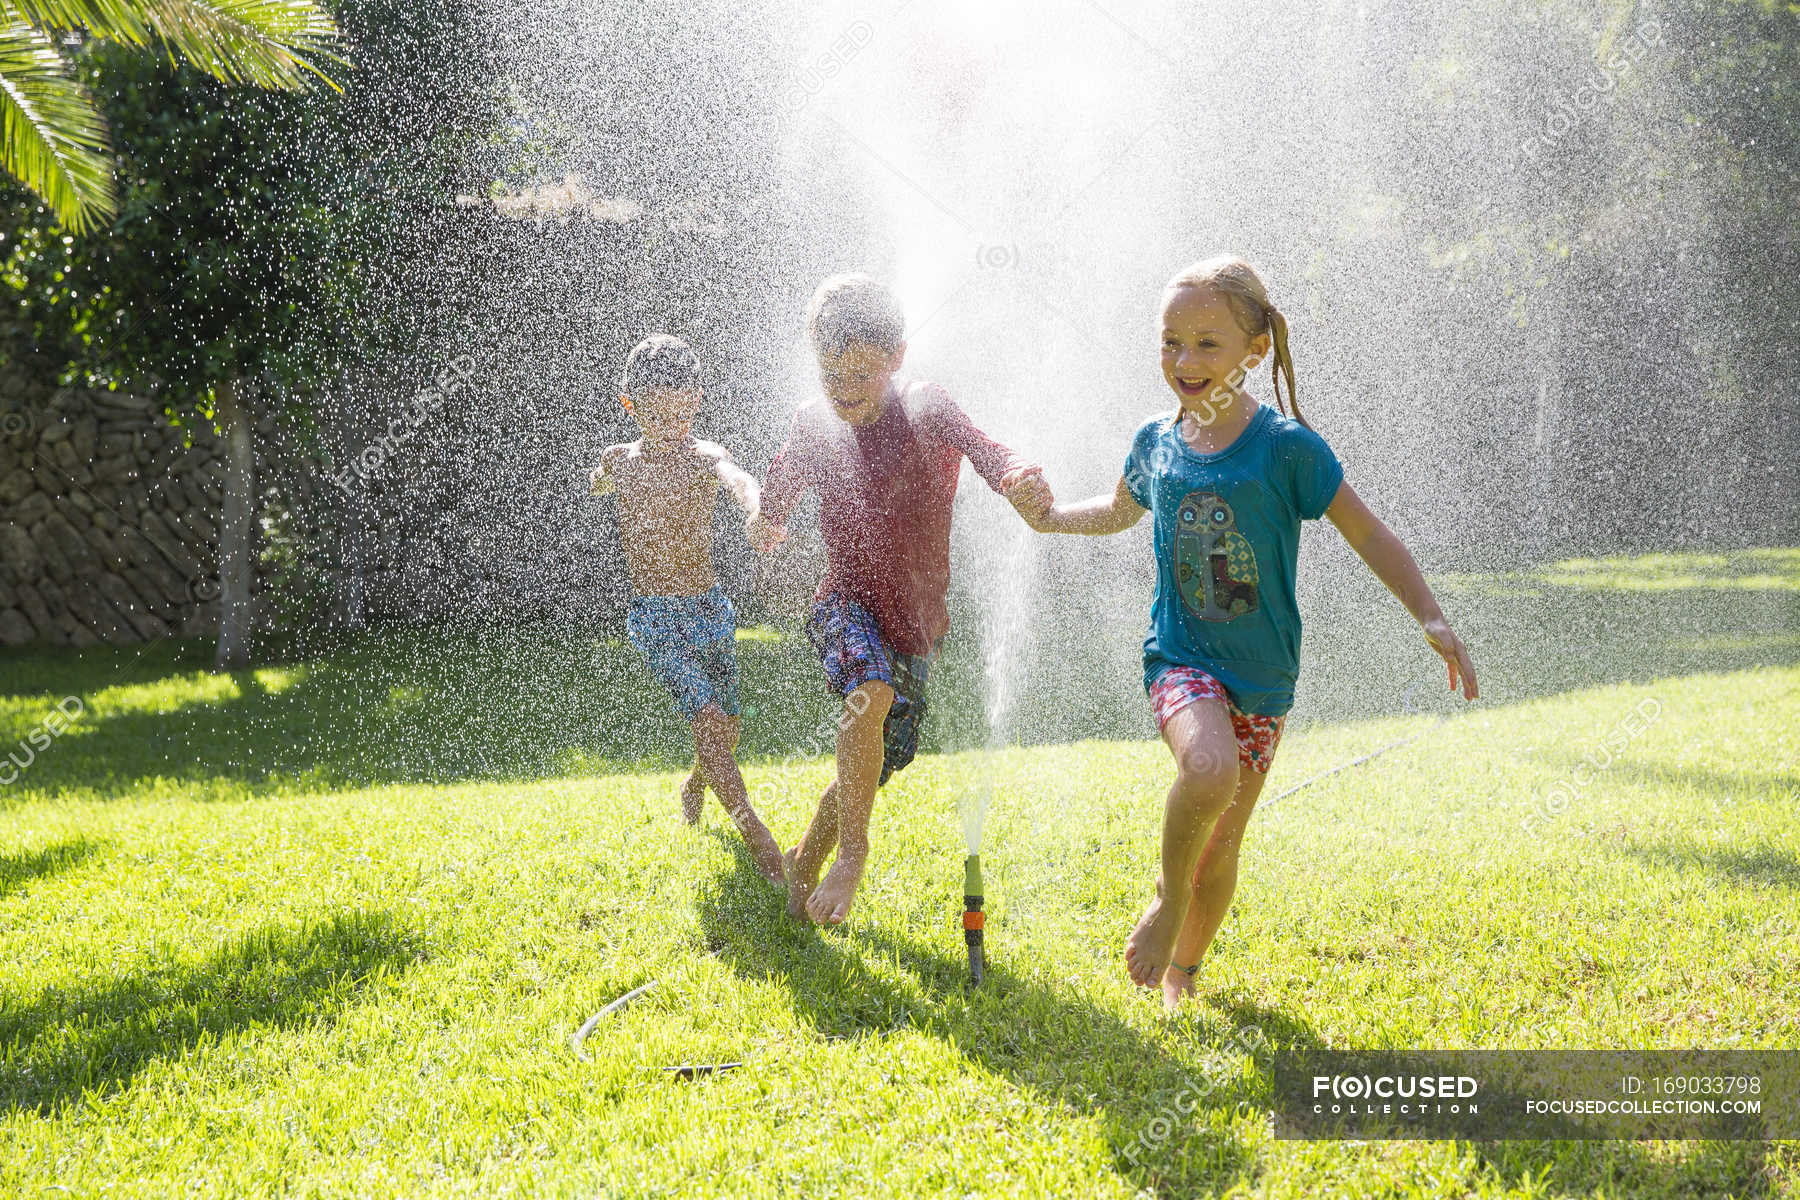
left=805, top=273, right=906, bottom=357
left=1162, top=255, right=1307, bottom=429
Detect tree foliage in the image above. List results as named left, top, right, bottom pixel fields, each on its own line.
left=0, top=0, right=341, bottom=231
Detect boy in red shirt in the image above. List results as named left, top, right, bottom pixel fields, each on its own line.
left=750, top=274, right=1052, bottom=924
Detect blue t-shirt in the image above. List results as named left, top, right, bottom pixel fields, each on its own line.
left=1122, top=403, right=1343, bottom=717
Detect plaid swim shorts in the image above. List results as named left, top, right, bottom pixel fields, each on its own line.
left=804, top=592, right=936, bottom=786
left=625, top=585, right=741, bottom=720
left=1148, top=664, right=1285, bottom=774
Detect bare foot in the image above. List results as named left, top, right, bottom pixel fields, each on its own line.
left=784, top=847, right=817, bottom=921
left=1124, top=882, right=1186, bottom=988
left=680, top=772, right=705, bottom=824
left=1162, top=881, right=1212, bottom=1010
left=1162, top=961, right=1200, bottom=1012
left=804, top=849, right=866, bottom=926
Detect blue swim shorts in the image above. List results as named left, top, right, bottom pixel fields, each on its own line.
left=804, top=591, right=937, bottom=786
left=626, top=584, right=741, bottom=720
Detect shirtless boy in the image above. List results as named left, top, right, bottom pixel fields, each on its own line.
left=590, top=334, right=786, bottom=888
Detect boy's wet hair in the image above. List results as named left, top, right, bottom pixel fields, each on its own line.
left=805, top=273, right=906, bottom=357
left=621, top=334, right=701, bottom=394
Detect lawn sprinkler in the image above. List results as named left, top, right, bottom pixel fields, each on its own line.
left=962, top=853, right=986, bottom=986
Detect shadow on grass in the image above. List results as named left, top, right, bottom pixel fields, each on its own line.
left=696, top=839, right=1786, bottom=1198
left=1289, top=569, right=1800, bottom=728
left=1619, top=838, right=1800, bottom=893
left=0, top=627, right=844, bottom=799
left=0, top=548, right=1794, bottom=799
left=0, top=909, right=426, bottom=1116
left=1513, top=750, right=1799, bottom=809
left=0, top=837, right=98, bottom=900
left=1208, top=992, right=1780, bottom=1196
left=693, top=841, right=1260, bottom=1197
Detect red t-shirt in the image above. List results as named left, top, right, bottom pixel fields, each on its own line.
left=762, top=379, right=1033, bottom=656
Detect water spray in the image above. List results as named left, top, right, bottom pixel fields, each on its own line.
left=961, top=852, right=986, bottom=986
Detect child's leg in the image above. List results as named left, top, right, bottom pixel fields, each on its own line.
left=630, top=592, right=734, bottom=826
left=692, top=703, right=786, bottom=888
left=680, top=760, right=706, bottom=824
left=1124, top=698, right=1241, bottom=987
left=1162, top=767, right=1269, bottom=1008
left=800, top=680, right=894, bottom=925
left=627, top=599, right=705, bottom=823
left=785, top=780, right=837, bottom=919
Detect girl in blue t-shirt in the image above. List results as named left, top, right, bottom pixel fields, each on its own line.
left=1014, top=255, right=1479, bottom=1008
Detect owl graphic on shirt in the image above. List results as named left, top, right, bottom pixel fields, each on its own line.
left=1174, top=490, right=1259, bottom=621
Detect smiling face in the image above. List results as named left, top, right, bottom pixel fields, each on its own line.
left=624, top=385, right=702, bottom=447
left=1159, top=284, right=1270, bottom=414
left=816, top=339, right=904, bottom=427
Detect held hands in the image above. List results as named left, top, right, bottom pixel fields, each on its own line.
left=746, top=510, right=787, bottom=553
left=1422, top=616, right=1479, bottom=701
left=1000, top=465, right=1054, bottom=527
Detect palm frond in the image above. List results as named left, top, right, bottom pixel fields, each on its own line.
left=0, top=18, right=115, bottom=231
left=143, top=0, right=345, bottom=90
left=4, top=0, right=344, bottom=91
left=1, top=0, right=156, bottom=45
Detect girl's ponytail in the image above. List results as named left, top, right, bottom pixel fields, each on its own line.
left=1264, top=305, right=1308, bottom=430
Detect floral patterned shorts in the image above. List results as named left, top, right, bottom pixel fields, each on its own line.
left=1148, top=665, right=1285, bottom=774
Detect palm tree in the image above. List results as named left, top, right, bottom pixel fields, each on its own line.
left=0, top=0, right=341, bottom=232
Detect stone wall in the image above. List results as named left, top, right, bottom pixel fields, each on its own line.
left=0, top=382, right=281, bottom=647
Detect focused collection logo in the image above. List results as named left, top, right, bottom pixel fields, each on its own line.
left=1312, top=1073, right=1481, bottom=1115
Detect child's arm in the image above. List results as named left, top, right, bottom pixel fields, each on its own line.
left=701, top=444, right=762, bottom=517
left=924, top=386, right=1054, bottom=523
left=746, top=414, right=812, bottom=552
left=717, top=457, right=762, bottom=517
left=588, top=444, right=630, bottom=496
left=1018, top=474, right=1147, bottom=535
left=1324, top=481, right=1479, bottom=700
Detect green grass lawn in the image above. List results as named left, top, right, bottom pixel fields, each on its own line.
left=2, top=549, right=1797, bottom=1197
